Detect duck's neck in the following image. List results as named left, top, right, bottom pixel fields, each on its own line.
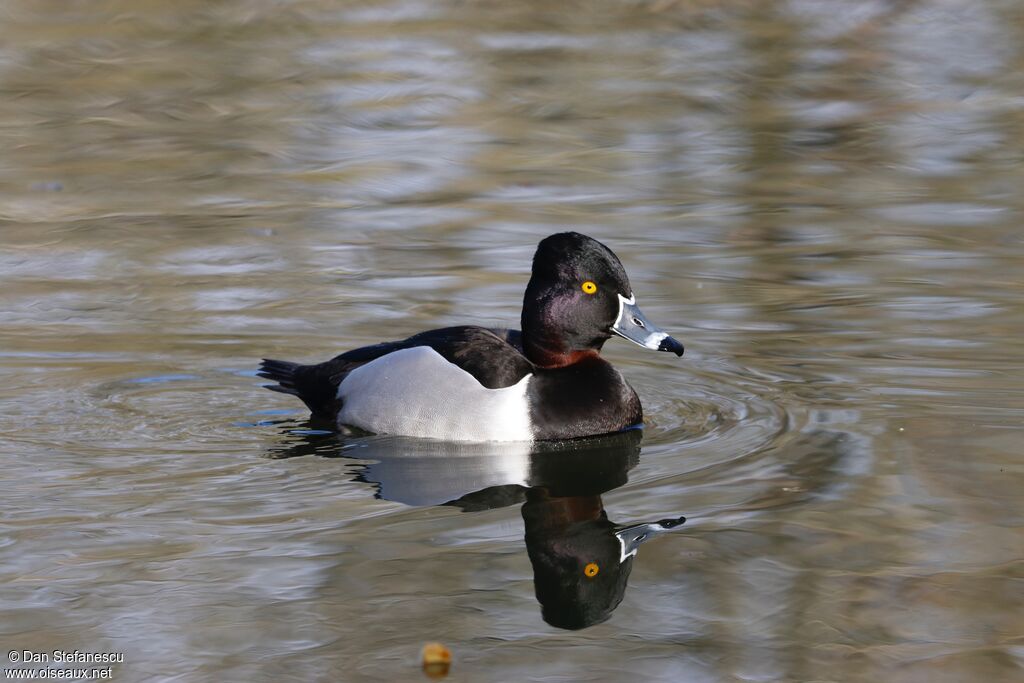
left=523, top=490, right=606, bottom=531
left=521, top=303, right=606, bottom=368
left=524, top=338, right=600, bottom=369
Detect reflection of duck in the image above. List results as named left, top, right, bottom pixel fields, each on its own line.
left=523, top=488, right=685, bottom=630
left=269, top=428, right=687, bottom=630
left=258, top=232, right=683, bottom=441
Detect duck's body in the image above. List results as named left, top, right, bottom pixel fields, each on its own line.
left=259, top=233, right=683, bottom=442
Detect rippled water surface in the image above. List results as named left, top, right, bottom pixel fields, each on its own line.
left=2, top=1, right=1023, bottom=681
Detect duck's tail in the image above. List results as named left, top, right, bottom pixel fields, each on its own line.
left=257, top=358, right=341, bottom=420
left=257, top=359, right=302, bottom=397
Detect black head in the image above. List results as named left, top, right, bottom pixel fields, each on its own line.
left=521, top=232, right=684, bottom=367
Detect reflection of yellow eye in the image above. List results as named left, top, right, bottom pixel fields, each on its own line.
left=584, top=562, right=599, bottom=578
left=581, top=281, right=597, bottom=295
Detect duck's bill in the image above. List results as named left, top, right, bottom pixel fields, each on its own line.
left=612, top=294, right=684, bottom=356
left=615, top=516, right=687, bottom=562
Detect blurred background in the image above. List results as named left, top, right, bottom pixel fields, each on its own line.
left=1, top=0, right=1022, bottom=681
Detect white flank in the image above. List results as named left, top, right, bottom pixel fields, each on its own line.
left=336, top=346, right=534, bottom=442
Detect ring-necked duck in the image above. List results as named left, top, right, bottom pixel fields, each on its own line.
left=258, top=232, right=684, bottom=441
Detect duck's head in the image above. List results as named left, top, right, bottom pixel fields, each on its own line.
left=521, top=232, right=685, bottom=368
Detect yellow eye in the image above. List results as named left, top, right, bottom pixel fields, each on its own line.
left=581, top=281, right=598, bottom=295
left=584, top=562, right=599, bottom=578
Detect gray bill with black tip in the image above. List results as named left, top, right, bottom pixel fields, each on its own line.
left=611, top=294, right=685, bottom=356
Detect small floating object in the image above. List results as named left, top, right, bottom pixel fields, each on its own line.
left=421, top=642, right=451, bottom=678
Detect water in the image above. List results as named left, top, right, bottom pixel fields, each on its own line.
left=2, top=0, right=1023, bottom=681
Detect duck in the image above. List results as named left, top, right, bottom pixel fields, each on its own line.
left=258, top=232, right=684, bottom=441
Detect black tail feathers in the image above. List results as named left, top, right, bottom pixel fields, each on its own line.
left=257, top=357, right=342, bottom=419
left=257, top=359, right=302, bottom=396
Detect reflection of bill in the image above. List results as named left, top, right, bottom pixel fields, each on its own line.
left=269, top=427, right=689, bottom=631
